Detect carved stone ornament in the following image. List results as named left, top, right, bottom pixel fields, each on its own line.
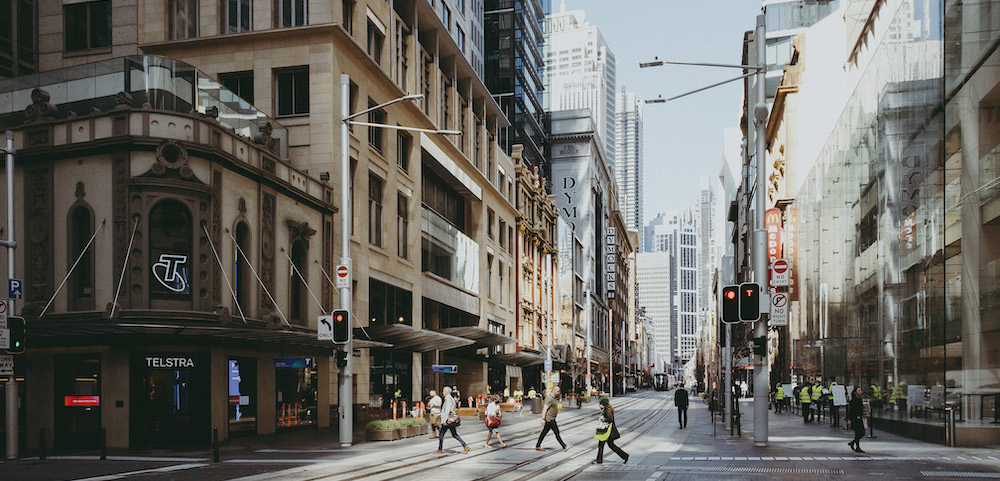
left=286, top=220, right=317, bottom=249
left=145, top=140, right=201, bottom=183
left=24, top=88, right=58, bottom=123
left=116, top=91, right=134, bottom=109
left=253, top=121, right=279, bottom=154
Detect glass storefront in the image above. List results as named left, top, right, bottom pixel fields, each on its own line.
left=54, top=355, right=101, bottom=450
left=130, top=354, right=210, bottom=446
left=786, top=0, right=1000, bottom=428
left=228, top=358, right=257, bottom=435
left=274, top=358, right=317, bottom=429
left=369, top=348, right=412, bottom=409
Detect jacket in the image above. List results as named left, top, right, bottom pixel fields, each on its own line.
left=800, top=386, right=812, bottom=403
left=441, top=395, right=458, bottom=424
left=776, top=386, right=785, bottom=400
left=601, top=405, right=621, bottom=440
left=674, top=388, right=689, bottom=408
left=847, top=395, right=864, bottom=429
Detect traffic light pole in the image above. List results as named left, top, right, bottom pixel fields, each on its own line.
left=339, top=75, right=354, bottom=447
left=751, top=14, right=770, bottom=448
left=5, top=130, right=18, bottom=458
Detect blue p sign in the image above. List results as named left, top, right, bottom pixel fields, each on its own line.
left=7, top=279, right=22, bottom=300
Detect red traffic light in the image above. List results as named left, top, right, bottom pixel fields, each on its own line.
left=332, top=309, right=350, bottom=344
left=725, top=290, right=736, bottom=300
left=721, top=285, right=740, bottom=323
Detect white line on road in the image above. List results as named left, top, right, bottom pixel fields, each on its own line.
left=69, top=463, right=210, bottom=481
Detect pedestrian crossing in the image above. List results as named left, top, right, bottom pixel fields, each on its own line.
left=671, top=455, right=1000, bottom=462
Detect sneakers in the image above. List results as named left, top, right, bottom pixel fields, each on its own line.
left=623, top=454, right=630, bottom=464
left=463, top=446, right=471, bottom=454
left=433, top=450, right=444, bottom=454
left=563, top=444, right=572, bottom=451
left=535, top=447, right=545, bottom=451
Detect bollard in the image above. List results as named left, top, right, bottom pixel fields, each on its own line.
left=402, top=401, right=407, bottom=419
left=39, top=428, right=45, bottom=460
left=100, top=427, right=107, bottom=460
left=213, top=428, right=220, bottom=462
left=945, top=407, right=956, bottom=447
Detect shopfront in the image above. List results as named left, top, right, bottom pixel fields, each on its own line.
left=370, top=348, right=412, bottom=409
left=54, top=355, right=102, bottom=450
left=130, top=353, right=210, bottom=447
left=228, top=357, right=257, bottom=436
left=274, top=358, right=317, bottom=429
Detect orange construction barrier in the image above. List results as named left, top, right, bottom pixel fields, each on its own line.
left=392, top=401, right=397, bottom=420
left=402, top=401, right=407, bottom=419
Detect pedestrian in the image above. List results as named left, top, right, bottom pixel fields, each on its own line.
left=484, top=395, right=507, bottom=448
left=740, top=380, right=748, bottom=398
left=775, top=384, right=785, bottom=414
left=527, top=386, right=537, bottom=399
left=453, top=385, right=461, bottom=404
left=593, top=397, right=629, bottom=464
left=811, top=381, right=823, bottom=422
left=829, top=378, right=841, bottom=428
left=434, top=386, right=470, bottom=454
left=674, top=383, right=689, bottom=429
left=847, top=386, right=866, bottom=453
left=535, top=386, right=570, bottom=451
left=800, top=382, right=812, bottom=423
left=427, top=389, right=443, bottom=438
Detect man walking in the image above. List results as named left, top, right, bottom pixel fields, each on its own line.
left=800, top=381, right=812, bottom=423
left=427, top=389, right=443, bottom=438
left=674, top=384, right=689, bottom=428
left=536, top=386, right=570, bottom=451
left=775, top=384, right=785, bottom=414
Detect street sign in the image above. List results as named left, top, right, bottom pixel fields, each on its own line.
left=7, top=279, right=22, bottom=300
left=770, top=258, right=790, bottom=287
left=544, top=359, right=552, bottom=372
left=0, top=329, right=8, bottom=349
left=0, top=355, right=12, bottom=375
left=0, top=299, right=6, bottom=328
left=770, top=292, right=788, bottom=326
left=317, top=314, right=333, bottom=341
left=335, top=264, right=350, bottom=289
left=431, top=364, right=458, bottom=374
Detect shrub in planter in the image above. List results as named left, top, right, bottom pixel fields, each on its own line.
left=365, top=419, right=399, bottom=441
left=410, top=417, right=428, bottom=435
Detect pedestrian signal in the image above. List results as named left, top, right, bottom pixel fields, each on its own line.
left=332, top=309, right=350, bottom=344
left=751, top=336, right=767, bottom=357
left=721, top=285, right=740, bottom=323
left=6, top=316, right=25, bottom=354
left=336, top=349, right=349, bottom=368
left=739, top=282, right=761, bottom=322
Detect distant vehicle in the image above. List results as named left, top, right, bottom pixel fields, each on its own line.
left=626, top=380, right=637, bottom=392
left=654, top=373, right=675, bottom=391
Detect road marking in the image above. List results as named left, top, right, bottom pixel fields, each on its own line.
left=45, top=455, right=208, bottom=462
left=923, top=471, right=1000, bottom=478
left=646, top=470, right=664, bottom=481
left=69, top=463, right=209, bottom=481
left=225, top=459, right=329, bottom=464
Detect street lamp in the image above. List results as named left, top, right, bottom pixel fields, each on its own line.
left=640, top=14, right=769, bottom=446
left=338, top=74, right=460, bottom=446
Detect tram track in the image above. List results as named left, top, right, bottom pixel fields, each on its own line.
left=296, top=391, right=659, bottom=481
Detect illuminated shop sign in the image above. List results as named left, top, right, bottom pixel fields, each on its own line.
left=64, top=395, right=100, bottom=407
left=146, top=356, right=196, bottom=369
left=152, top=253, right=190, bottom=293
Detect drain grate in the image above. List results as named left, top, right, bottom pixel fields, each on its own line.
left=923, top=471, right=1000, bottom=479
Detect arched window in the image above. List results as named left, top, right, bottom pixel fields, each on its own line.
left=234, top=222, right=251, bottom=314
left=289, top=240, right=307, bottom=322
left=149, top=200, right=193, bottom=298
left=68, top=205, right=94, bottom=309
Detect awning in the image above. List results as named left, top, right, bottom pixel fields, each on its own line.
left=355, top=324, right=473, bottom=352
left=434, top=326, right=517, bottom=348
left=492, top=350, right=547, bottom=367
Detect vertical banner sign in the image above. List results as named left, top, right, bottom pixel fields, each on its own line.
left=606, top=227, right=616, bottom=300
left=901, top=212, right=916, bottom=254
left=765, top=208, right=782, bottom=265
left=785, top=208, right=798, bottom=300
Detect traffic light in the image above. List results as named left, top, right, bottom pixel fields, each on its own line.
left=336, top=349, right=349, bottom=368
left=332, top=309, right=349, bottom=344
left=739, top=282, right=761, bottom=322
left=6, top=316, right=25, bottom=354
left=751, top=336, right=767, bottom=357
left=721, top=285, right=740, bottom=323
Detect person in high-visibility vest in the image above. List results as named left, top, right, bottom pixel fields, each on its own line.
left=800, top=382, right=813, bottom=423
left=898, top=382, right=908, bottom=413
left=811, top=382, right=824, bottom=422
left=888, top=383, right=899, bottom=410
left=775, top=384, right=785, bottom=414
left=870, top=384, right=882, bottom=409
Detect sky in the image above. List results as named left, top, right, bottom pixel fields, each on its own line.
left=561, top=0, right=763, bottom=225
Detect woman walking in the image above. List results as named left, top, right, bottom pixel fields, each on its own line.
left=594, top=397, right=629, bottom=464
left=434, top=386, right=471, bottom=454
left=847, top=386, right=866, bottom=453
left=484, top=395, right=507, bottom=448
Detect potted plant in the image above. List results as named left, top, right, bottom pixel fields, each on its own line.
left=365, top=420, right=399, bottom=441
left=402, top=418, right=420, bottom=438
left=393, top=419, right=410, bottom=439
left=412, top=417, right=428, bottom=435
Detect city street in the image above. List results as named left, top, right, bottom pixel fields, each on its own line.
left=3, top=389, right=1000, bottom=480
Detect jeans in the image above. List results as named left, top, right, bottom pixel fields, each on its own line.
left=438, top=425, right=466, bottom=450
left=597, top=439, right=628, bottom=462
left=677, top=406, right=688, bottom=428
left=536, top=420, right=566, bottom=448
left=802, top=402, right=811, bottom=422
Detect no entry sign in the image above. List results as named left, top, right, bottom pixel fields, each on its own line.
left=336, top=264, right=350, bottom=289
left=770, top=258, right=790, bottom=287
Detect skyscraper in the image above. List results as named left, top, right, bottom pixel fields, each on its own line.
left=637, top=252, right=671, bottom=372
left=642, top=209, right=699, bottom=365
left=434, top=0, right=486, bottom=81
left=615, top=90, right=643, bottom=248
left=696, top=176, right=716, bottom=334
left=485, top=0, right=550, bottom=176
left=542, top=1, right=616, bottom=170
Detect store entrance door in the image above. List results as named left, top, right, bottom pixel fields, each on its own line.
left=131, top=354, right=210, bottom=447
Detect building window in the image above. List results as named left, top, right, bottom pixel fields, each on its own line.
left=487, top=253, right=493, bottom=299
left=441, top=4, right=451, bottom=31
left=367, top=19, right=384, bottom=65
left=487, top=208, right=494, bottom=239
left=498, top=261, right=504, bottom=304
left=168, top=0, right=198, bottom=39
left=219, top=70, right=254, bottom=105
left=397, top=193, right=409, bottom=259
left=394, top=22, right=409, bottom=89
left=234, top=222, right=251, bottom=314
left=0, top=0, right=38, bottom=78
left=498, top=219, right=506, bottom=249
left=64, top=1, right=111, bottom=51
left=275, top=67, right=309, bottom=117
left=369, top=279, right=412, bottom=325
left=289, top=240, right=307, bottom=322
left=397, top=131, right=411, bottom=172
left=68, top=205, right=94, bottom=310
left=224, top=0, right=252, bottom=33
left=367, top=98, right=386, bottom=153
left=422, top=167, right=466, bottom=231
left=457, top=26, right=465, bottom=52
left=350, top=158, right=357, bottom=235
left=149, top=199, right=192, bottom=299
left=348, top=80, right=359, bottom=132
left=342, top=0, right=354, bottom=34
left=369, top=173, right=384, bottom=247
left=277, top=0, right=307, bottom=27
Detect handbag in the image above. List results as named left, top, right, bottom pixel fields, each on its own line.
left=446, top=412, right=461, bottom=427
left=594, top=422, right=612, bottom=441
left=595, top=419, right=610, bottom=431
left=486, top=416, right=501, bottom=428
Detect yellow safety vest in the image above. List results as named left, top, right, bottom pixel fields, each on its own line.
left=776, top=387, right=784, bottom=400
left=800, top=387, right=811, bottom=403
left=811, top=385, right=822, bottom=400
left=871, top=385, right=881, bottom=400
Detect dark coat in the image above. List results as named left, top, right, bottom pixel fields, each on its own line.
left=601, top=405, right=621, bottom=440
left=675, top=388, right=689, bottom=408
left=847, top=395, right=865, bottom=431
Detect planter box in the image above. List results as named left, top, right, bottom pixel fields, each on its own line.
left=366, top=429, right=399, bottom=442
left=499, top=402, right=515, bottom=412
left=407, top=425, right=419, bottom=437
left=417, top=424, right=428, bottom=435
left=396, top=428, right=408, bottom=439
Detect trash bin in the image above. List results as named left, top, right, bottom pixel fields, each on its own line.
left=531, top=396, right=543, bottom=414
left=945, top=406, right=956, bottom=447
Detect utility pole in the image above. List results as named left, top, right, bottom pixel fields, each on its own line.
left=585, top=289, right=591, bottom=395
left=751, top=13, right=771, bottom=448
left=338, top=74, right=353, bottom=447
left=5, top=130, right=18, bottom=458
